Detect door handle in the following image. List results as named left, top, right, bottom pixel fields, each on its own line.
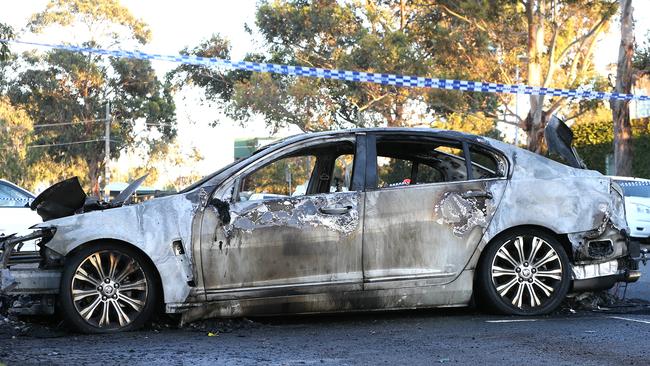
left=319, top=205, right=352, bottom=215
left=461, top=190, right=493, bottom=199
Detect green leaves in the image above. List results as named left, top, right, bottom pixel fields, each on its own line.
left=28, top=0, right=151, bottom=44
left=171, top=1, right=504, bottom=133
left=3, top=0, right=175, bottom=190
left=0, top=97, right=33, bottom=186
left=0, top=23, right=14, bottom=62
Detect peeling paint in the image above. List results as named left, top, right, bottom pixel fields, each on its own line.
left=228, top=194, right=359, bottom=235
left=434, top=192, right=488, bottom=237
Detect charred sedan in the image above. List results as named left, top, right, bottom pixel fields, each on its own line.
left=0, top=117, right=641, bottom=333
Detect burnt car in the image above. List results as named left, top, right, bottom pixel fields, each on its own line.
left=0, top=117, right=641, bottom=333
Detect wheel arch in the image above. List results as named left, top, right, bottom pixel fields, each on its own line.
left=64, top=238, right=165, bottom=312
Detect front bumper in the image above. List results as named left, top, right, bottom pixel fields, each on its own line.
left=1, top=230, right=61, bottom=315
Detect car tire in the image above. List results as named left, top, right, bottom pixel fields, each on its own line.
left=59, top=243, right=158, bottom=333
left=477, top=229, right=571, bottom=315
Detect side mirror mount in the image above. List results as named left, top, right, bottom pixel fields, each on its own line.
left=210, top=198, right=231, bottom=225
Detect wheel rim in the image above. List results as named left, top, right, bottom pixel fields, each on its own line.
left=71, top=250, right=148, bottom=329
left=490, top=236, right=563, bottom=310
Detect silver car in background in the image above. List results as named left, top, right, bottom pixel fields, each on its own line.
left=0, top=180, right=41, bottom=252
left=612, top=177, right=650, bottom=242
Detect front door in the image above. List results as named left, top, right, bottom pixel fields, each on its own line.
left=199, top=136, right=365, bottom=300
left=362, top=134, right=508, bottom=288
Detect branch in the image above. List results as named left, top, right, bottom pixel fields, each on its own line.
left=553, top=13, right=610, bottom=74
left=438, top=4, right=487, bottom=32
left=564, top=107, right=591, bottom=122
left=542, top=22, right=561, bottom=88
left=547, top=96, right=566, bottom=115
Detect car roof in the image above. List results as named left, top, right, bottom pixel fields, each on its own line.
left=259, top=127, right=496, bottom=153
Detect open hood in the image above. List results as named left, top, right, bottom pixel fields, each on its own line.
left=30, top=177, right=87, bottom=221
left=30, top=175, right=148, bottom=221
left=544, top=115, right=587, bottom=169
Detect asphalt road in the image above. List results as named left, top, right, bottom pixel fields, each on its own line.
left=2, top=256, right=650, bottom=365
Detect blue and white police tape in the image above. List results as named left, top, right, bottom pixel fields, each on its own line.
left=2, top=39, right=649, bottom=102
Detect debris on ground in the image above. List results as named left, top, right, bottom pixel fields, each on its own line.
left=562, top=289, right=650, bottom=314
left=184, top=317, right=261, bottom=335
left=150, top=315, right=262, bottom=336
left=0, top=296, right=66, bottom=339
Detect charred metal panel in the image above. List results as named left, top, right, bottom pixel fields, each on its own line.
left=178, top=269, right=474, bottom=322
left=362, top=179, right=506, bottom=288
left=470, top=141, right=629, bottom=267
left=200, top=192, right=363, bottom=299
left=33, top=193, right=199, bottom=304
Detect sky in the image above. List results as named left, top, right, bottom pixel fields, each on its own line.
left=2, top=1, right=650, bottom=187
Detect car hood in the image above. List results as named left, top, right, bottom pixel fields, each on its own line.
left=30, top=176, right=147, bottom=221
left=30, top=177, right=87, bottom=221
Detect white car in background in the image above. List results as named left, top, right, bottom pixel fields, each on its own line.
left=612, top=177, right=650, bottom=242
left=0, top=179, right=42, bottom=250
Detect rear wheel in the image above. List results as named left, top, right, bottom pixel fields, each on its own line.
left=478, top=230, right=570, bottom=315
left=59, top=243, right=158, bottom=333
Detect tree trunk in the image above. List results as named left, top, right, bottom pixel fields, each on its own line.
left=87, top=160, right=102, bottom=198
left=526, top=0, right=547, bottom=154
left=611, top=0, right=634, bottom=176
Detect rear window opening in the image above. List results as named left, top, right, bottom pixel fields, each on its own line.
left=374, top=137, right=504, bottom=189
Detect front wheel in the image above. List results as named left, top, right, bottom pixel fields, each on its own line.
left=477, top=230, right=571, bottom=315
left=59, top=243, right=158, bottom=333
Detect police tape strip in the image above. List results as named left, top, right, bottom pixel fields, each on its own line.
left=2, top=39, right=650, bottom=102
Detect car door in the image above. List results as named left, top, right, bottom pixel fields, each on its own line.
left=362, top=133, right=508, bottom=289
left=198, top=135, right=366, bottom=300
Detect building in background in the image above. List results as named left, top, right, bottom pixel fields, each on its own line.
left=234, top=137, right=278, bottom=160
left=632, top=75, right=650, bottom=119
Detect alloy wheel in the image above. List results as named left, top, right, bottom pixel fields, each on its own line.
left=490, top=235, right=564, bottom=310
left=70, top=250, right=148, bottom=329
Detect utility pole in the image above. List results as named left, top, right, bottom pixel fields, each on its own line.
left=104, top=102, right=110, bottom=201
left=514, top=64, right=520, bottom=147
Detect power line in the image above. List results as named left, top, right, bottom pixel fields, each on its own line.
left=33, top=119, right=107, bottom=128
left=28, top=138, right=119, bottom=148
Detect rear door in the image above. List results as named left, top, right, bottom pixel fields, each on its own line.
left=362, top=133, right=508, bottom=289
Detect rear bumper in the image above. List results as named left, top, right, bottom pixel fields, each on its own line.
left=571, top=260, right=641, bottom=292
left=571, top=233, right=642, bottom=293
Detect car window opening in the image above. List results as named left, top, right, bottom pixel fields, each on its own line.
left=375, top=138, right=502, bottom=189
left=238, top=141, right=356, bottom=202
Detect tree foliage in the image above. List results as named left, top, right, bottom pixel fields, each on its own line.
left=170, top=0, right=504, bottom=134
left=28, top=0, right=151, bottom=44
left=635, top=32, right=650, bottom=74
left=0, top=98, right=33, bottom=186
left=4, top=0, right=176, bottom=192
left=171, top=0, right=617, bottom=149
left=572, top=108, right=649, bottom=178
left=0, top=22, right=14, bottom=62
